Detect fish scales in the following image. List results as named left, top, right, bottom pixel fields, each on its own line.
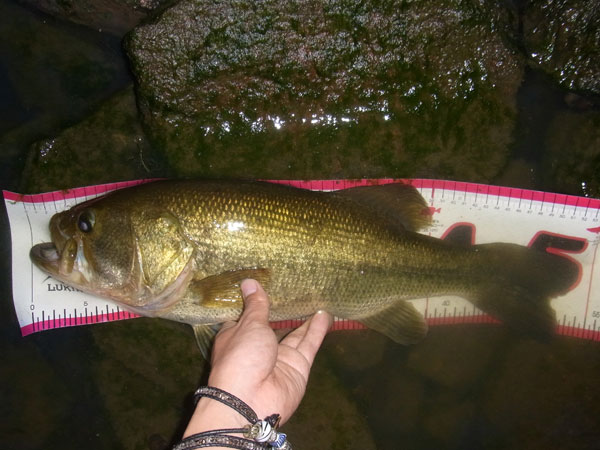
left=125, top=181, right=475, bottom=318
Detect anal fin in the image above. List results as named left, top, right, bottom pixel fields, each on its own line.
left=358, top=300, right=428, bottom=345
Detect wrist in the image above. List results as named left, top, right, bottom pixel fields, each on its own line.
left=183, top=396, right=248, bottom=438
left=207, top=372, right=262, bottom=417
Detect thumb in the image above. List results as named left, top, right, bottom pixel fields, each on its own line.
left=240, top=279, right=270, bottom=324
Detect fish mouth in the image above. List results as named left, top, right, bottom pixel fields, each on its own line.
left=30, top=238, right=91, bottom=289
left=30, top=242, right=60, bottom=273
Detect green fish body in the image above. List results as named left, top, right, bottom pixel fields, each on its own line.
left=30, top=180, right=576, bottom=354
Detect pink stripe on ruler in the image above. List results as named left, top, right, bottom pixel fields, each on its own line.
left=4, top=178, right=600, bottom=210
left=21, top=310, right=142, bottom=336
left=23, top=313, right=599, bottom=340
left=2, top=179, right=157, bottom=203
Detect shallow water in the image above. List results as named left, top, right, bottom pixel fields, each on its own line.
left=1, top=1, right=600, bottom=449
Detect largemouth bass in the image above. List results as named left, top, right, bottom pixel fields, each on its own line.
left=30, top=180, right=576, bottom=354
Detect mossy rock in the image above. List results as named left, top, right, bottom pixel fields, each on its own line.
left=21, top=86, right=160, bottom=193
left=522, top=0, right=600, bottom=95
left=126, top=0, right=524, bottom=182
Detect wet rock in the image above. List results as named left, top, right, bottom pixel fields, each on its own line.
left=91, top=318, right=205, bottom=450
left=406, top=326, right=506, bottom=391
left=0, top=0, right=128, bottom=131
left=21, top=87, right=159, bottom=193
left=423, top=396, right=476, bottom=448
left=18, top=0, right=175, bottom=36
left=126, top=0, right=523, bottom=182
left=543, top=110, right=600, bottom=197
left=359, top=368, right=426, bottom=447
left=522, top=0, right=600, bottom=95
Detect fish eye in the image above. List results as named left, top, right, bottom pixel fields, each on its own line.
left=77, top=210, right=95, bottom=233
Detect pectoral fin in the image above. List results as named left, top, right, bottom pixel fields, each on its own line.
left=358, top=300, right=428, bottom=344
left=192, top=324, right=220, bottom=361
left=189, top=268, right=271, bottom=307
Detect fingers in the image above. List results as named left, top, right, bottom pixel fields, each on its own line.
left=239, top=279, right=270, bottom=324
left=281, top=311, right=333, bottom=366
left=219, top=320, right=237, bottom=332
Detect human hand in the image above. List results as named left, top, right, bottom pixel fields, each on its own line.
left=183, top=279, right=333, bottom=437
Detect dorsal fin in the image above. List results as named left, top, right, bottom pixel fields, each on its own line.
left=335, top=183, right=432, bottom=231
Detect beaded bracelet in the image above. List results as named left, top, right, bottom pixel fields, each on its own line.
left=172, top=386, right=292, bottom=450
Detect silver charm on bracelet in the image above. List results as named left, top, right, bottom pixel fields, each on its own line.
left=246, top=418, right=292, bottom=450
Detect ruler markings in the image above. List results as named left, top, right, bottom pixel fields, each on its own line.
left=583, top=239, right=598, bottom=327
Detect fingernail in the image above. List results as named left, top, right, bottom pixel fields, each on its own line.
left=241, top=279, right=258, bottom=297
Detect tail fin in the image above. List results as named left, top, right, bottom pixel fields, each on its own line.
left=468, top=243, right=579, bottom=339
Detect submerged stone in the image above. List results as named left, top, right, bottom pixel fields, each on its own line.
left=0, top=345, right=70, bottom=449
left=543, top=110, right=600, bottom=197
left=406, top=326, right=506, bottom=391
left=0, top=0, right=128, bottom=133
left=482, top=339, right=600, bottom=449
left=21, top=87, right=159, bottom=193
left=91, top=318, right=204, bottom=450
left=284, top=355, right=378, bottom=450
left=18, top=0, right=176, bottom=36
left=325, top=330, right=388, bottom=372
left=423, top=397, right=477, bottom=447
left=126, top=0, right=523, bottom=181
left=522, top=0, right=600, bottom=94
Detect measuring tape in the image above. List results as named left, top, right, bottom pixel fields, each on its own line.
left=4, top=179, right=600, bottom=340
